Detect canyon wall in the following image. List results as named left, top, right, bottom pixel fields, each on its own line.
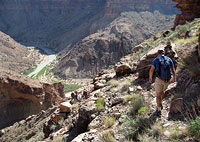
left=0, top=69, right=64, bottom=129
left=173, top=0, right=200, bottom=27
left=0, top=0, right=178, bottom=51
left=55, top=11, right=175, bottom=78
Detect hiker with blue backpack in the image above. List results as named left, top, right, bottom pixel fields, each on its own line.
left=149, top=49, right=176, bottom=116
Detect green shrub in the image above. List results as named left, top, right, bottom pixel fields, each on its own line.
left=123, top=94, right=135, bottom=103
left=188, top=116, right=200, bottom=138
left=50, top=124, right=56, bottom=131
left=176, top=25, right=189, bottom=36
left=58, top=118, right=64, bottom=126
left=120, top=115, right=150, bottom=139
left=96, top=97, right=105, bottom=111
left=168, top=127, right=188, bottom=140
left=102, top=116, right=116, bottom=128
left=101, top=132, right=116, bottom=142
left=130, top=94, right=144, bottom=115
left=138, top=107, right=148, bottom=114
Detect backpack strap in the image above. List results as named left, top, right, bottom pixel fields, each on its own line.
left=156, top=57, right=161, bottom=77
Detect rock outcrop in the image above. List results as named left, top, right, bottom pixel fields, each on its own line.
left=0, top=0, right=178, bottom=52
left=0, top=69, right=64, bottom=129
left=173, top=0, right=200, bottom=27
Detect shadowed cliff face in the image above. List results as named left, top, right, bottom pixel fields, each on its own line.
left=173, top=0, right=200, bottom=27
left=0, top=0, right=178, bottom=52
left=0, top=69, right=64, bottom=129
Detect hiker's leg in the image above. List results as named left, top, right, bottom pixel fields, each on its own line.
left=156, top=92, right=162, bottom=108
left=162, top=81, right=170, bottom=101
left=155, top=77, right=163, bottom=109
left=160, top=91, right=165, bottom=102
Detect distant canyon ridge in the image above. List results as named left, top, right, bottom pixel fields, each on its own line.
left=0, top=0, right=178, bottom=52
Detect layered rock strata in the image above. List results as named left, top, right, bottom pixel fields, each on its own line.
left=173, top=0, right=200, bottom=27
left=0, top=69, right=64, bottom=129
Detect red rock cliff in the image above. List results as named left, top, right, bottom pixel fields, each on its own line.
left=0, top=69, right=64, bottom=129
left=173, top=0, right=200, bottom=27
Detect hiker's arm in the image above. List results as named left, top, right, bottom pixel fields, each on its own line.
left=149, top=65, right=155, bottom=83
left=170, top=66, right=176, bottom=83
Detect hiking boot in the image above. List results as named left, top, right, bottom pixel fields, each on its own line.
left=161, top=104, right=163, bottom=110
left=155, top=109, right=161, bottom=117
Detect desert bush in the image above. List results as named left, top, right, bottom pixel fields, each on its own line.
left=101, top=132, right=116, bottom=142
left=176, top=25, right=189, bottom=36
left=173, top=36, right=198, bottom=45
left=120, top=115, right=150, bottom=140
left=109, top=79, right=131, bottom=93
left=188, top=116, right=200, bottom=139
left=130, top=94, right=144, bottom=115
left=50, top=124, right=56, bottom=131
left=102, top=116, right=116, bottom=128
left=168, top=127, right=188, bottom=140
left=96, top=97, right=105, bottom=111
left=123, top=94, right=135, bottom=103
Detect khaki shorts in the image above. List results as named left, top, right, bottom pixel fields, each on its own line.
left=155, top=77, right=170, bottom=93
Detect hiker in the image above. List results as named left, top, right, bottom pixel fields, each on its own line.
left=149, top=50, right=176, bottom=115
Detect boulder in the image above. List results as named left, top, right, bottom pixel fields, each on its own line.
left=111, top=98, right=123, bottom=107
left=59, top=102, right=72, bottom=113
left=132, top=45, right=144, bottom=53
left=169, top=98, right=184, bottom=114
left=137, top=44, right=165, bottom=78
left=52, top=112, right=66, bottom=124
left=94, top=82, right=105, bottom=90
left=115, top=63, right=132, bottom=76
left=76, top=101, right=97, bottom=134
left=0, top=130, right=5, bottom=137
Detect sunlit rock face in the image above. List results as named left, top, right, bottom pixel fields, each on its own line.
left=173, top=0, right=200, bottom=27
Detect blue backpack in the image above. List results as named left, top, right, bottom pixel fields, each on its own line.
left=156, top=56, right=171, bottom=82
